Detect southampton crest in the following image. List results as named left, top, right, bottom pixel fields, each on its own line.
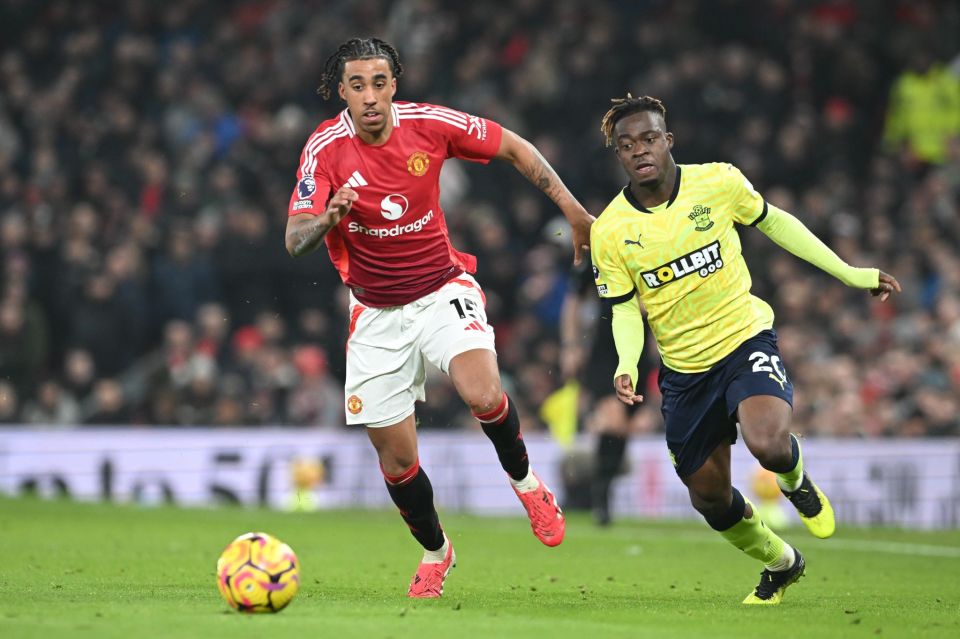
left=688, top=205, right=714, bottom=231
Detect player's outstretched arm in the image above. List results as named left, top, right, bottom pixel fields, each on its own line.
left=755, top=204, right=901, bottom=300
left=611, top=296, right=645, bottom=405
left=494, top=128, right=595, bottom=265
left=285, top=187, right=358, bottom=257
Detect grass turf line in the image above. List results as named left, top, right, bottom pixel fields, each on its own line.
left=0, top=497, right=958, bottom=639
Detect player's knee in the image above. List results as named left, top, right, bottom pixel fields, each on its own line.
left=688, top=485, right=731, bottom=518
left=463, top=383, right=503, bottom=415
left=379, top=453, right=418, bottom=480
left=754, top=447, right=792, bottom=472
left=745, top=425, right=793, bottom=470
left=380, top=458, right=417, bottom=483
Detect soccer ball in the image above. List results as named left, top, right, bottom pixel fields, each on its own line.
left=216, top=532, right=300, bottom=613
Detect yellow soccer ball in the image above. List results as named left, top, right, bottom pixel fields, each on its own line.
left=216, top=532, right=300, bottom=613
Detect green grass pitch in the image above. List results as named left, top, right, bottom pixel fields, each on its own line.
left=1, top=496, right=958, bottom=639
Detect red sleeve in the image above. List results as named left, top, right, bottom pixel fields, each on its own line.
left=287, top=134, right=333, bottom=217
left=431, top=105, right=503, bottom=164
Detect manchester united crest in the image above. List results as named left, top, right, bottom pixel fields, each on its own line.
left=347, top=394, right=363, bottom=415
left=406, top=151, right=430, bottom=177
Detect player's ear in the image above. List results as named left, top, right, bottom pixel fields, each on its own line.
left=666, top=131, right=674, bottom=149
left=389, top=76, right=397, bottom=98
left=337, top=82, right=346, bottom=102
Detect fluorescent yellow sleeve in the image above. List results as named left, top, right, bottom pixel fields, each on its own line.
left=611, top=295, right=645, bottom=387
left=756, top=205, right=880, bottom=289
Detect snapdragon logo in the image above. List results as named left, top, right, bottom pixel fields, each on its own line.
left=349, top=210, right=434, bottom=238
left=641, top=241, right=724, bottom=288
left=380, top=194, right=408, bottom=220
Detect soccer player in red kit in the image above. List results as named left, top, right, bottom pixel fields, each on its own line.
left=285, top=38, right=594, bottom=598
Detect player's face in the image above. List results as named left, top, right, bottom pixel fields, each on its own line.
left=613, top=112, right=673, bottom=187
left=339, top=58, right=397, bottom=137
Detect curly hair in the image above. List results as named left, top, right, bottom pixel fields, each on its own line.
left=317, top=37, right=404, bottom=100
left=599, top=94, right=667, bottom=147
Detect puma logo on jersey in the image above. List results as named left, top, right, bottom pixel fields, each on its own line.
left=641, top=241, right=724, bottom=288
left=624, top=234, right=643, bottom=248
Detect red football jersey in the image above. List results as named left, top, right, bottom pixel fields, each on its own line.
left=288, top=101, right=503, bottom=307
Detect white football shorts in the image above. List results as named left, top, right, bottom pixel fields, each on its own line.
left=343, top=274, right=496, bottom=427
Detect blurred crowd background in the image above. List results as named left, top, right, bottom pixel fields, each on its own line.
left=0, top=0, right=958, bottom=437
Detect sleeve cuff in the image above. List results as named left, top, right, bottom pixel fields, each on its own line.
left=604, top=289, right=636, bottom=305
left=749, top=201, right=769, bottom=227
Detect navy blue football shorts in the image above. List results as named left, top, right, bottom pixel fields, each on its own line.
left=658, top=329, right=793, bottom=478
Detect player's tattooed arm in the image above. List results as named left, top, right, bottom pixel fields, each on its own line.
left=286, top=215, right=329, bottom=257
left=517, top=145, right=562, bottom=199
left=496, top=128, right=570, bottom=202
left=285, top=187, right=358, bottom=257
left=495, top=128, right=595, bottom=264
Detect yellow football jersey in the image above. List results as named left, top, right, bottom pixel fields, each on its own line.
left=590, top=162, right=774, bottom=373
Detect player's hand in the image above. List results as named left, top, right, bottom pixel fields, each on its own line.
left=322, top=187, right=358, bottom=226
left=614, top=374, right=644, bottom=406
left=570, top=212, right=595, bottom=266
left=871, top=270, right=901, bottom=302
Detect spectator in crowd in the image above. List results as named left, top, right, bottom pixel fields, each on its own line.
left=22, top=378, right=79, bottom=427
left=0, top=380, right=18, bottom=424
left=83, top=379, right=130, bottom=425
left=884, top=46, right=960, bottom=165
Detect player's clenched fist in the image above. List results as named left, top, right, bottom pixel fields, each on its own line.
left=323, top=187, right=358, bottom=225
left=614, top=374, right=644, bottom=406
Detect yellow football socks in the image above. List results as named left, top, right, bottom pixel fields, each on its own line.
left=719, top=498, right=791, bottom=568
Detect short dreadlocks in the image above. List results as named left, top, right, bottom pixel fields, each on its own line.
left=318, top=37, right=404, bottom=100
left=600, top=94, right=667, bottom=147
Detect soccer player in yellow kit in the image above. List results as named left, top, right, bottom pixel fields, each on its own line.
left=590, top=95, right=901, bottom=604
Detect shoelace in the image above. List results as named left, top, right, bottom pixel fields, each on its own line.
left=753, top=570, right=785, bottom=600
left=785, top=479, right=822, bottom=517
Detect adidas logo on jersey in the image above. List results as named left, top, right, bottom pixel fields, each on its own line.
left=342, top=170, right=368, bottom=189
left=641, top=241, right=724, bottom=288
